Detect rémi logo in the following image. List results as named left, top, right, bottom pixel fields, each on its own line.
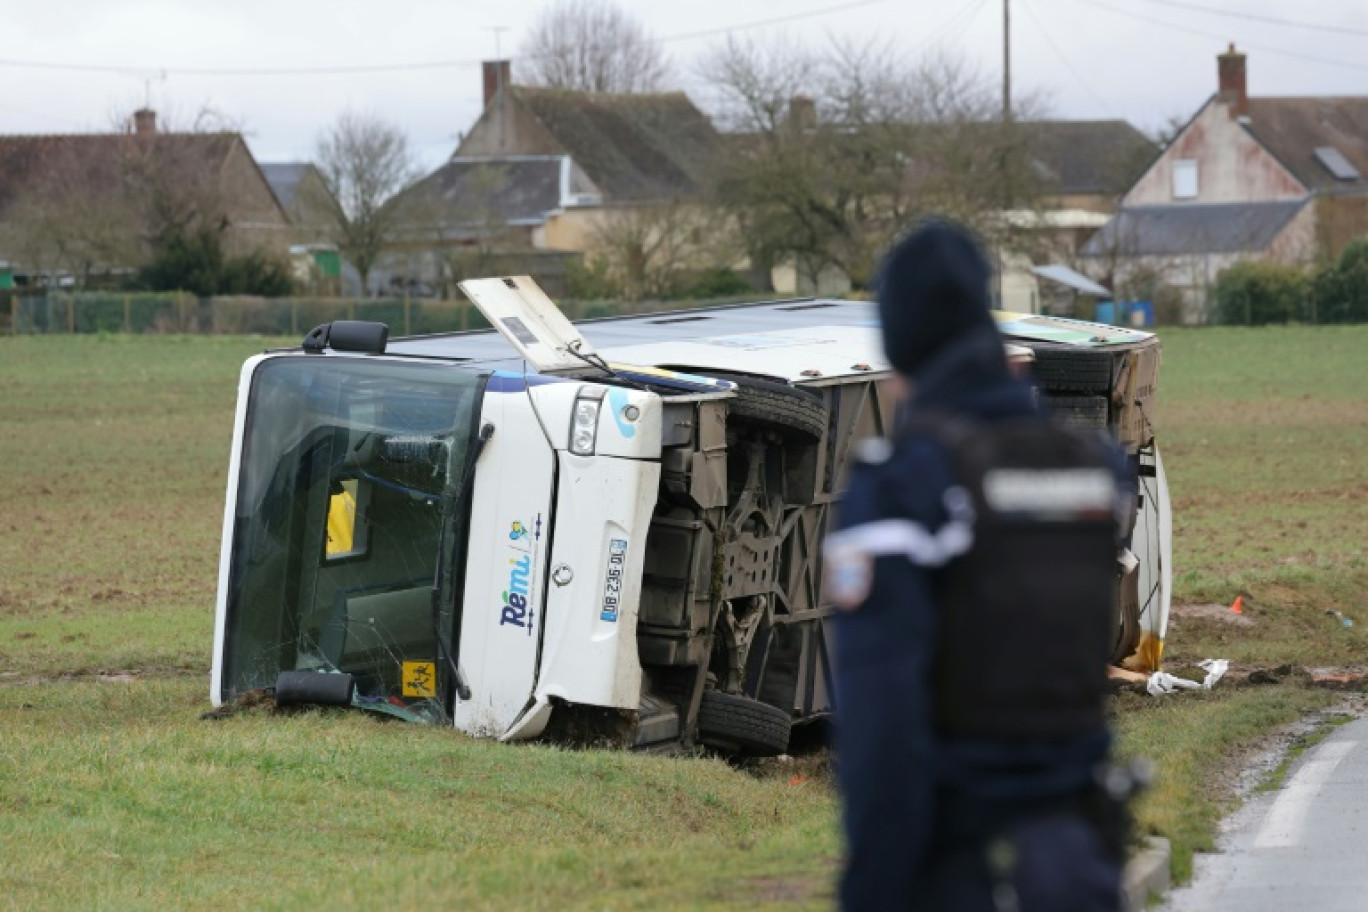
left=500, top=553, right=533, bottom=628
left=499, top=513, right=541, bottom=632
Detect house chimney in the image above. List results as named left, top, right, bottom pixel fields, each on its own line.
left=789, top=95, right=817, bottom=132
left=482, top=60, right=511, bottom=108
left=1217, top=44, right=1248, bottom=118
left=133, top=108, right=157, bottom=136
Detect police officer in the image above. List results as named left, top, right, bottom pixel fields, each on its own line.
left=824, top=220, right=1132, bottom=911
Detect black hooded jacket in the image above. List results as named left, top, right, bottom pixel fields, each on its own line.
left=827, top=324, right=1124, bottom=907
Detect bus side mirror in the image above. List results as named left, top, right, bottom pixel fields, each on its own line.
left=302, top=321, right=389, bottom=354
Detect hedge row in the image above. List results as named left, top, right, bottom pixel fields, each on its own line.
left=1213, top=240, right=1368, bottom=325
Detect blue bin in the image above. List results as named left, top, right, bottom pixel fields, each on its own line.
left=1094, top=302, right=1116, bottom=325
left=1129, top=300, right=1155, bottom=326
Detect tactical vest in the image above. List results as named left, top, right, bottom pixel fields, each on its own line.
left=911, top=415, right=1120, bottom=741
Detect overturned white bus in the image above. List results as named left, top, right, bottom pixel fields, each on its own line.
left=211, top=278, right=1169, bottom=755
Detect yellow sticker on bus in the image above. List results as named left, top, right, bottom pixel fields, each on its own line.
left=402, top=661, right=437, bottom=698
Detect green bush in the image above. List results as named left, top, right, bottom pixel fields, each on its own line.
left=1310, top=239, right=1368, bottom=324
left=1211, top=260, right=1307, bottom=325
left=563, top=257, right=621, bottom=302
left=671, top=267, right=755, bottom=300
left=140, top=228, right=294, bottom=297
left=220, top=250, right=295, bottom=297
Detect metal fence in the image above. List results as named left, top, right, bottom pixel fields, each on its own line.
left=1, top=291, right=771, bottom=337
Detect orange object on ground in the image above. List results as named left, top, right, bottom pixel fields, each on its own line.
left=1230, top=595, right=1244, bottom=614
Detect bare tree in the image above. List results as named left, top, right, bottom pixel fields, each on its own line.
left=521, top=0, right=668, bottom=93
left=700, top=38, right=1049, bottom=290
left=702, top=34, right=815, bottom=133
left=315, top=111, right=417, bottom=295
left=590, top=200, right=697, bottom=302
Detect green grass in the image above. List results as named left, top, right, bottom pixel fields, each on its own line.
left=0, top=335, right=284, bottom=678
left=0, top=678, right=836, bottom=911
left=1156, top=326, right=1368, bottom=608
left=2, top=326, right=1368, bottom=903
left=1150, top=327, right=1368, bottom=669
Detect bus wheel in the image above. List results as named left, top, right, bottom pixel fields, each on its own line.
left=696, top=691, right=792, bottom=757
left=709, top=372, right=829, bottom=442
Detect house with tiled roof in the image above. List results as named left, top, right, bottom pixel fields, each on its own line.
left=455, top=61, right=720, bottom=204
left=382, top=60, right=726, bottom=299
left=1026, top=119, right=1156, bottom=212
left=1083, top=46, right=1368, bottom=321
left=0, top=109, right=290, bottom=287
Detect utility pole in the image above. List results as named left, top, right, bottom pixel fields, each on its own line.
left=1002, top=0, right=1011, bottom=123
left=997, top=0, right=1012, bottom=307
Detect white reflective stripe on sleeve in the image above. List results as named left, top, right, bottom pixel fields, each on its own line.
left=823, top=486, right=976, bottom=569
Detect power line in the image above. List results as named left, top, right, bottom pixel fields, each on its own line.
left=1130, top=0, right=1368, bottom=39
left=908, top=0, right=990, bottom=54
left=659, top=0, right=898, bottom=45
left=0, top=100, right=83, bottom=128
left=1069, top=0, right=1368, bottom=77
left=946, top=0, right=992, bottom=47
left=1018, top=0, right=1115, bottom=115
left=0, top=0, right=900, bottom=79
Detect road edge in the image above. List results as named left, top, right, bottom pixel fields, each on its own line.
left=1124, top=836, right=1171, bottom=911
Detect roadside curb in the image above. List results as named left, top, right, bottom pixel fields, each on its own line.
left=1123, top=836, right=1171, bottom=911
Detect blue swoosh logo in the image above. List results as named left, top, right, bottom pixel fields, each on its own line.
left=607, top=388, right=636, bottom=439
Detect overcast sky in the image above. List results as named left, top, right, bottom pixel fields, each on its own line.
left=5, top=0, right=1368, bottom=172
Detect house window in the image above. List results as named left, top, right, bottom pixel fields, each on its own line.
left=1172, top=159, right=1199, bottom=200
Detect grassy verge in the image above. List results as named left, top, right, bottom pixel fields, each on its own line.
left=0, top=678, right=836, bottom=911
left=1252, top=711, right=1356, bottom=795
left=1112, top=685, right=1336, bottom=882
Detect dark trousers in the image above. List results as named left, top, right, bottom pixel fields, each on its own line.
left=925, top=811, right=1121, bottom=912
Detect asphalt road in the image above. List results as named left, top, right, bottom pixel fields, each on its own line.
left=1164, top=713, right=1368, bottom=912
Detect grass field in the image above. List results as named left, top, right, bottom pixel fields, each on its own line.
left=1, top=326, right=1366, bottom=907
left=1156, top=327, right=1368, bottom=668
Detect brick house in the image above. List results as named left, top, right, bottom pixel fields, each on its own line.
left=0, top=109, right=290, bottom=287
left=1084, top=46, right=1368, bottom=320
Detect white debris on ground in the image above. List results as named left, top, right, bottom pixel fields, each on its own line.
left=1143, top=658, right=1229, bottom=696
left=1147, top=672, right=1202, bottom=695
left=1197, top=658, right=1229, bottom=689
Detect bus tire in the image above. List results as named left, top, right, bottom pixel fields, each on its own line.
left=697, top=691, right=793, bottom=757
left=1042, top=394, right=1110, bottom=429
left=708, top=372, right=829, bottom=442
left=1029, top=346, right=1114, bottom=394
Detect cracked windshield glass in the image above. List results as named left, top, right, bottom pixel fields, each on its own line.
left=222, top=357, right=485, bottom=721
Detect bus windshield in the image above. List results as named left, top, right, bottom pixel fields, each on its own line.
left=221, top=356, right=486, bottom=720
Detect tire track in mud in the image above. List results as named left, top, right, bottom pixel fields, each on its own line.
left=0, top=667, right=205, bottom=687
